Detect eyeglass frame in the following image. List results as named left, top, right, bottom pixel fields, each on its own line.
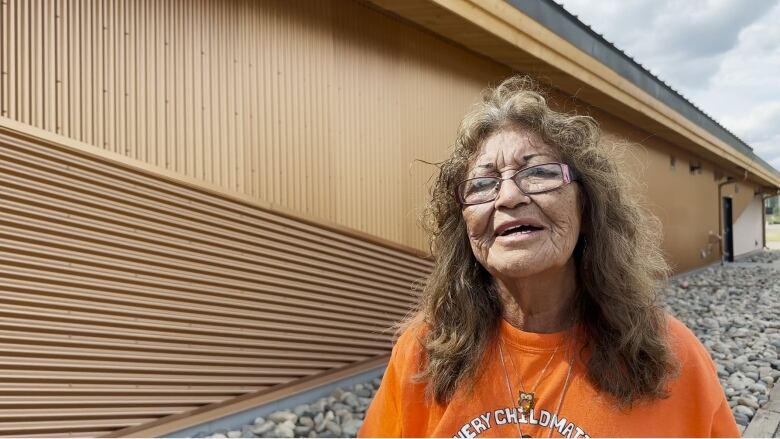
left=454, top=162, right=579, bottom=206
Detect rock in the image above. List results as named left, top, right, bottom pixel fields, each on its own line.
left=734, top=413, right=750, bottom=426
left=356, top=387, right=373, bottom=398
left=330, top=402, right=350, bottom=412
left=210, top=435, right=227, bottom=439
left=311, top=398, right=328, bottom=413
left=252, top=416, right=265, bottom=426
left=313, top=412, right=324, bottom=426
left=226, top=431, right=242, bottom=438
left=324, top=420, right=342, bottom=436
left=358, top=397, right=373, bottom=407
left=331, top=388, right=346, bottom=400
left=268, top=411, right=297, bottom=425
left=749, top=382, right=768, bottom=395
left=737, top=396, right=759, bottom=410
left=299, top=416, right=315, bottom=428
left=250, top=421, right=275, bottom=436
left=712, top=342, right=729, bottom=354
left=336, top=408, right=353, bottom=423
left=733, top=405, right=755, bottom=418
left=293, top=404, right=311, bottom=417
left=294, top=426, right=312, bottom=436
left=241, top=425, right=258, bottom=438
left=372, top=377, right=382, bottom=388
left=341, top=392, right=358, bottom=406
left=273, top=424, right=295, bottom=438
left=342, top=419, right=364, bottom=436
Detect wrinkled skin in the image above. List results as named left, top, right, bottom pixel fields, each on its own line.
left=461, top=127, right=583, bottom=328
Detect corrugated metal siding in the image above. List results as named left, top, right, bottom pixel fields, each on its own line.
left=0, top=0, right=509, bottom=252
left=0, top=129, right=432, bottom=437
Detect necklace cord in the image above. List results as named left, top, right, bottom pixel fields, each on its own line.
left=498, top=321, right=579, bottom=438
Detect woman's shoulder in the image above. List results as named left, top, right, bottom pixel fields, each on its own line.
left=383, top=319, right=432, bottom=383
left=392, top=319, right=430, bottom=358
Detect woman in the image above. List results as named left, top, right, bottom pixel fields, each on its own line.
left=358, top=75, right=739, bottom=437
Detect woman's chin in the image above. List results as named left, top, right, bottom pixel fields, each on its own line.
left=488, top=252, right=553, bottom=278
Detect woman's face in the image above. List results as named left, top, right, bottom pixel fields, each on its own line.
left=461, top=127, right=582, bottom=279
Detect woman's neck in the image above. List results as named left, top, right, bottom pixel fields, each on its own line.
left=494, top=258, right=578, bottom=333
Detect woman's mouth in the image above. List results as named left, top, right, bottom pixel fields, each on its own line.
left=495, top=224, right=544, bottom=242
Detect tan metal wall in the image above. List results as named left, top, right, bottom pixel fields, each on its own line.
left=0, top=123, right=431, bottom=437
left=0, top=0, right=509, bottom=252
left=0, top=0, right=755, bottom=435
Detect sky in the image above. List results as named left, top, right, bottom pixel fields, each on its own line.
left=556, top=0, right=780, bottom=172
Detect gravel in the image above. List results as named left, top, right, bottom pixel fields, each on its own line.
left=664, top=251, right=780, bottom=428
left=198, top=380, right=379, bottom=438
left=197, top=251, right=780, bottom=437
left=741, top=250, right=780, bottom=264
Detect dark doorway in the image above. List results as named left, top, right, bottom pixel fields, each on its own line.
left=723, top=197, right=734, bottom=262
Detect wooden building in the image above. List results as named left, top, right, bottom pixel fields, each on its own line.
left=0, top=0, right=778, bottom=436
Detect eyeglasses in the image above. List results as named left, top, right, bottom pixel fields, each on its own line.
left=455, top=162, right=578, bottom=206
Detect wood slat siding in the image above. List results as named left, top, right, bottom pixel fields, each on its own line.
left=0, top=0, right=509, bottom=253
left=0, top=0, right=506, bottom=435
left=0, top=130, right=432, bottom=437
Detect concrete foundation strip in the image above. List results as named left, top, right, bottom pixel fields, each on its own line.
left=744, top=380, right=780, bottom=437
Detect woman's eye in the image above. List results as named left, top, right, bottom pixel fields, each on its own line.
left=527, top=167, right=559, bottom=178
left=468, top=179, right=495, bottom=193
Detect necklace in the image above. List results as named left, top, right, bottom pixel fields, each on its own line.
left=506, top=337, right=561, bottom=415
left=497, top=323, right=578, bottom=438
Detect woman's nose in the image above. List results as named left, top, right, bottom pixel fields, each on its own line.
left=493, top=179, right=531, bottom=210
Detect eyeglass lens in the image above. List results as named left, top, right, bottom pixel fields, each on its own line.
left=459, top=163, right=565, bottom=204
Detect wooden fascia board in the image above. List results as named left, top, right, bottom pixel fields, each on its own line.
left=366, top=0, right=780, bottom=188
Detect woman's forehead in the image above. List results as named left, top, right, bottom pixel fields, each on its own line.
left=470, top=129, right=559, bottom=170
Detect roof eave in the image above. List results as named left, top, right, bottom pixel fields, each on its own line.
left=364, top=0, right=780, bottom=189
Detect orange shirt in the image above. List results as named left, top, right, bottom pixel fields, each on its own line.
left=359, top=315, right=739, bottom=438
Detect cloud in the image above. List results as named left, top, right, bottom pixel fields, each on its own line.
left=556, top=0, right=780, bottom=173
left=557, top=0, right=776, bottom=88
left=723, top=103, right=780, bottom=169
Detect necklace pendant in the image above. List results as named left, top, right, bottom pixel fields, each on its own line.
left=518, top=391, right=535, bottom=415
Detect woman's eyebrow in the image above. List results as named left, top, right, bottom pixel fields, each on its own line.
left=474, top=153, right=546, bottom=170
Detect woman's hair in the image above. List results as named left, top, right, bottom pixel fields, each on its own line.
left=402, top=74, right=678, bottom=407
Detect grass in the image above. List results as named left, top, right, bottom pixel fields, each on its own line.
left=767, top=229, right=780, bottom=243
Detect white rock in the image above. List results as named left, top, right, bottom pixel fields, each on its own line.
left=342, top=419, right=364, bottom=436
left=273, top=424, right=295, bottom=438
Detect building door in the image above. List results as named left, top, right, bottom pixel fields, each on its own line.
left=723, top=197, right=734, bottom=262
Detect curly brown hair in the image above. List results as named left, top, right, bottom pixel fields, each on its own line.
left=401, top=74, right=679, bottom=408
